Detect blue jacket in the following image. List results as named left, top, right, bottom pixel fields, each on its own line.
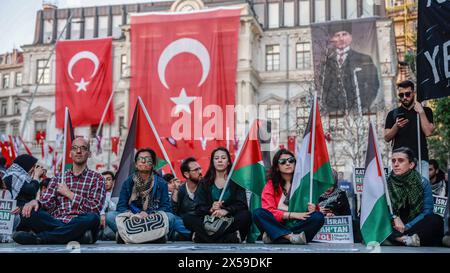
left=116, top=173, right=172, bottom=214
left=404, top=177, right=434, bottom=231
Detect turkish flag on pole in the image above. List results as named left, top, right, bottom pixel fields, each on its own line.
left=55, top=38, right=113, bottom=128
left=111, top=137, right=120, bottom=155
left=130, top=8, right=241, bottom=175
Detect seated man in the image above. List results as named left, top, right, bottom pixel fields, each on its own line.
left=98, top=171, right=117, bottom=241
left=12, top=137, right=106, bottom=245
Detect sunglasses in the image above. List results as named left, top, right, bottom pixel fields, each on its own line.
left=137, top=156, right=153, bottom=164
left=398, top=92, right=412, bottom=99
left=278, top=157, right=296, bottom=165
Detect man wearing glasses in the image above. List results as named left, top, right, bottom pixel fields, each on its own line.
left=384, top=80, right=435, bottom=179
left=13, top=137, right=106, bottom=245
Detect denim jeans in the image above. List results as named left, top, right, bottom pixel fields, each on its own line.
left=106, top=210, right=178, bottom=238
left=253, top=208, right=324, bottom=242
left=19, top=209, right=100, bottom=244
left=169, top=214, right=192, bottom=241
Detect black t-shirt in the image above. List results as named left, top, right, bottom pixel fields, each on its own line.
left=385, top=106, right=433, bottom=161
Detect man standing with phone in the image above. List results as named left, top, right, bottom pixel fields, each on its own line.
left=384, top=80, right=435, bottom=180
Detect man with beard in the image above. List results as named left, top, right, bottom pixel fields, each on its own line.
left=384, top=80, right=435, bottom=179
left=13, top=137, right=105, bottom=245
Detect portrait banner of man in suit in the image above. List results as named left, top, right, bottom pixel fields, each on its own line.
left=312, top=19, right=381, bottom=115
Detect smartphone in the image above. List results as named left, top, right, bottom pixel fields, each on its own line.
left=396, top=112, right=406, bottom=120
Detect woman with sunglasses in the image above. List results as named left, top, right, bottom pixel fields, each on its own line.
left=382, top=147, right=443, bottom=247
left=183, top=147, right=252, bottom=243
left=253, top=149, right=324, bottom=244
left=106, top=148, right=177, bottom=243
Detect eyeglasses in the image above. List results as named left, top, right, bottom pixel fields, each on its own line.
left=398, top=92, right=412, bottom=99
left=71, top=145, right=89, bottom=152
left=189, top=167, right=202, bottom=173
left=137, top=156, right=153, bottom=164
left=278, top=157, right=296, bottom=165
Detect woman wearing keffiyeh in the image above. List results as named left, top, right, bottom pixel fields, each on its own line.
left=106, top=148, right=177, bottom=243
left=384, top=147, right=443, bottom=247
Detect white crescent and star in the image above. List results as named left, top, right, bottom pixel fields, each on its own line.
left=170, top=88, right=196, bottom=115
left=67, top=51, right=100, bottom=92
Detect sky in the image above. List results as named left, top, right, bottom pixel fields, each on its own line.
left=0, top=0, right=172, bottom=54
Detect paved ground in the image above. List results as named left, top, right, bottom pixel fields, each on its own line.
left=1, top=241, right=450, bottom=253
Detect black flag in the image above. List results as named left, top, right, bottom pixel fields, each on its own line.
left=417, top=1, right=450, bottom=102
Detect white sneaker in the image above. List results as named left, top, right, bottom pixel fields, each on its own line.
left=262, top=232, right=272, bottom=244
left=289, top=232, right=307, bottom=245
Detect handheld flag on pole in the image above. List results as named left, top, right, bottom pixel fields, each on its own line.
left=360, top=121, right=393, bottom=245
left=61, top=107, right=75, bottom=184
left=289, top=92, right=334, bottom=212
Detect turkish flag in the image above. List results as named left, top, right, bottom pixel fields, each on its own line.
left=130, top=8, right=241, bottom=176
left=55, top=38, right=113, bottom=128
left=111, top=137, right=120, bottom=155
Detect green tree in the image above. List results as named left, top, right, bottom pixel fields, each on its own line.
left=428, top=97, right=450, bottom=170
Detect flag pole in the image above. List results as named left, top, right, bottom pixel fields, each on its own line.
left=416, top=112, right=422, bottom=177
left=371, top=120, right=393, bottom=214
left=137, top=97, right=177, bottom=177
left=60, top=107, right=69, bottom=184
left=218, top=119, right=257, bottom=202
left=95, top=89, right=115, bottom=137
left=309, top=91, right=318, bottom=204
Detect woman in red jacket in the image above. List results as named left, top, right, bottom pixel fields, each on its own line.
left=253, top=149, right=324, bottom=244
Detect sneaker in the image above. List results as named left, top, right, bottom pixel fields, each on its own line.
left=79, top=231, right=93, bottom=244
left=442, top=235, right=450, bottom=247
left=403, top=234, right=420, bottom=247
left=116, top=232, right=125, bottom=244
left=12, top=231, right=41, bottom=245
left=262, top=232, right=272, bottom=244
left=289, top=232, right=307, bottom=245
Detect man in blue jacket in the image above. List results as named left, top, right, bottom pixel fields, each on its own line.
left=105, top=148, right=176, bottom=242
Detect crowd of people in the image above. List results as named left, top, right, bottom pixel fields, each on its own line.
left=0, top=81, right=448, bottom=248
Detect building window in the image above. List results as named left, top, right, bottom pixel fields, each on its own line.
left=315, top=0, right=326, bottom=22
left=120, top=54, right=128, bottom=78
left=267, top=105, right=281, bottom=134
left=119, top=116, right=125, bottom=136
left=36, top=59, right=50, bottom=84
left=43, top=19, right=53, bottom=44
left=112, top=15, right=122, bottom=38
left=1, top=99, right=8, bottom=116
left=266, top=45, right=280, bottom=71
left=0, top=123, right=6, bottom=136
left=98, top=16, right=108, bottom=37
left=299, top=0, right=310, bottom=26
left=284, top=1, right=295, bottom=27
left=91, top=124, right=99, bottom=138
left=71, top=19, right=81, bottom=39
left=11, top=122, right=19, bottom=136
left=57, top=19, right=67, bottom=40
left=330, top=0, right=342, bottom=21
left=346, top=0, right=358, bottom=19
left=362, top=0, right=374, bottom=17
left=296, top=102, right=309, bottom=136
left=296, top=42, right=311, bottom=70
left=2, top=74, right=10, bottom=89
left=268, top=3, right=280, bottom=29
left=84, top=17, right=95, bottom=39
left=15, top=72, right=22, bottom=87
left=13, top=99, right=20, bottom=115
left=35, top=120, right=47, bottom=141
left=254, top=4, right=265, bottom=27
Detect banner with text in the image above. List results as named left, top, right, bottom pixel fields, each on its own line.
left=313, top=215, right=354, bottom=243
left=0, top=199, right=16, bottom=235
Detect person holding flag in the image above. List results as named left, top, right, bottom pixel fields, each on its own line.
left=183, top=147, right=251, bottom=243
left=106, top=148, right=176, bottom=243
left=384, top=147, right=443, bottom=246
left=12, top=137, right=106, bottom=245
left=253, top=149, right=324, bottom=244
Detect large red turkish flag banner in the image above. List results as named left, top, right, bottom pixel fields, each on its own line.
left=130, top=8, right=241, bottom=176
left=55, top=38, right=113, bottom=128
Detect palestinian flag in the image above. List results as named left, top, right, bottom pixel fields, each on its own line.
left=360, top=122, right=392, bottom=244
left=231, top=119, right=266, bottom=243
left=112, top=99, right=168, bottom=197
left=63, top=110, right=75, bottom=171
left=289, top=100, right=334, bottom=212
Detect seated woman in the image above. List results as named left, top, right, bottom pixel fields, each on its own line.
left=253, top=149, right=324, bottom=244
left=182, top=147, right=252, bottom=243
left=384, top=147, right=443, bottom=247
left=105, top=148, right=176, bottom=243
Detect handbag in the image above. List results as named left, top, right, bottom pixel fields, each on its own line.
left=203, top=215, right=234, bottom=236
left=116, top=211, right=169, bottom=244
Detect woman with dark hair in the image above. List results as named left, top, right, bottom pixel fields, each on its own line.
left=253, top=149, right=324, bottom=244
left=183, top=147, right=251, bottom=243
left=383, top=147, right=443, bottom=246
left=106, top=148, right=176, bottom=243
